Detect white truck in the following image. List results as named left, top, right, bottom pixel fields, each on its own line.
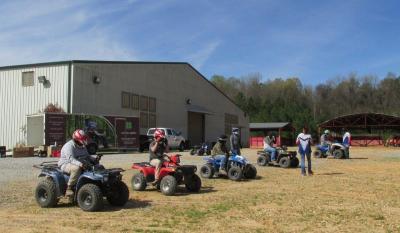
left=147, top=128, right=186, bottom=151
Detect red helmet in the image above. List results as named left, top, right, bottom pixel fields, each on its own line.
left=72, top=129, right=88, bottom=146
left=154, top=129, right=165, bottom=141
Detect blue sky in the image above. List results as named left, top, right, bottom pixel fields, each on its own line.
left=0, top=0, right=399, bottom=84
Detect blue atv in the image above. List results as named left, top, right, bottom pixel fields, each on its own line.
left=33, top=155, right=129, bottom=211
left=313, top=142, right=347, bottom=159
left=199, top=153, right=257, bottom=181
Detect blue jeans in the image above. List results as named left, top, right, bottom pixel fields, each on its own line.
left=215, top=155, right=226, bottom=170
left=231, top=148, right=241, bottom=155
left=300, top=152, right=312, bottom=175
left=264, top=147, right=277, bottom=161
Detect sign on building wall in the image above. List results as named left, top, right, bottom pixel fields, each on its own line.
left=43, top=113, right=139, bottom=150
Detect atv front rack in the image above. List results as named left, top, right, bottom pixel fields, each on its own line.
left=33, top=161, right=59, bottom=169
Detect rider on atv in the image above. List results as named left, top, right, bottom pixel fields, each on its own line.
left=263, top=132, right=277, bottom=164
left=320, top=129, right=332, bottom=153
left=58, top=129, right=99, bottom=197
left=211, top=135, right=230, bottom=171
left=149, top=129, right=169, bottom=185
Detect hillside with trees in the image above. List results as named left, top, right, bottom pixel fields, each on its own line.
left=211, top=73, right=400, bottom=133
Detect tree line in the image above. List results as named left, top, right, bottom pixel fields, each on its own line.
left=211, top=72, right=400, bottom=134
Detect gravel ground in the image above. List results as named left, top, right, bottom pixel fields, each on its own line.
left=0, top=150, right=214, bottom=186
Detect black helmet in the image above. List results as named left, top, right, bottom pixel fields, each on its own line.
left=218, top=134, right=227, bottom=142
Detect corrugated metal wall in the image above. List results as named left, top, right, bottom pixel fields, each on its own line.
left=0, top=64, right=69, bottom=149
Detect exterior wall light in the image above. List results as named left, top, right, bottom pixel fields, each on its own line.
left=92, top=76, right=101, bottom=84
left=38, top=76, right=48, bottom=84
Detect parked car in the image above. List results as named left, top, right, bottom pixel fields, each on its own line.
left=147, top=128, right=186, bottom=151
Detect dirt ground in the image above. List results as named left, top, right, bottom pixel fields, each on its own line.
left=0, top=147, right=399, bottom=233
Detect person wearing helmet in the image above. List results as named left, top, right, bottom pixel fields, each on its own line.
left=211, top=135, right=230, bottom=171
left=149, top=129, right=169, bottom=185
left=230, top=127, right=241, bottom=155
left=320, top=129, right=332, bottom=151
left=58, top=129, right=97, bottom=197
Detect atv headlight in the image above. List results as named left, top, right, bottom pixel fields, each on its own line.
left=103, top=174, right=109, bottom=183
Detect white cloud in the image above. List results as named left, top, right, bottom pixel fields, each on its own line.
left=186, top=40, right=221, bottom=69
left=0, top=0, right=137, bottom=66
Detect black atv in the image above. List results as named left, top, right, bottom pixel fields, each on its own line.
left=34, top=155, right=129, bottom=211
left=257, top=146, right=299, bottom=168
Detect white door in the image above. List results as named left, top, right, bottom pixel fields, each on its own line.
left=27, top=115, right=44, bottom=146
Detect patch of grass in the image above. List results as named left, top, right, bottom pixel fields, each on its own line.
left=370, top=214, right=385, bottom=220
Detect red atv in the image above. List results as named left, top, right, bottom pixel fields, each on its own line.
left=131, top=154, right=202, bottom=196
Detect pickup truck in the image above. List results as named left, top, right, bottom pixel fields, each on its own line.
left=147, top=128, right=186, bottom=151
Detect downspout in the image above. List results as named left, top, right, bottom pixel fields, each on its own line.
left=67, top=61, right=72, bottom=113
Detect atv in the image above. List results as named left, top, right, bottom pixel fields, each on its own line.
left=200, top=153, right=257, bottom=181
left=313, top=143, right=347, bottom=159
left=131, top=154, right=201, bottom=196
left=190, top=142, right=211, bottom=156
left=256, top=146, right=299, bottom=168
left=34, top=155, right=129, bottom=212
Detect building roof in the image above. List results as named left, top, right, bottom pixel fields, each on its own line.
left=250, top=122, right=291, bottom=129
left=0, top=60, right=245, bottom=115
left=318, top=112, right=400, bottom=129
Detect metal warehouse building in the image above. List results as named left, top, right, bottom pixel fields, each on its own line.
left=0, top=60, right=249, bottom=149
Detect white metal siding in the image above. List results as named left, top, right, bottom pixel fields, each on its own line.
left=0, top=65, right=69, bottom=149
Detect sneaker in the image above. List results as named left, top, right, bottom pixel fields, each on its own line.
left=65, top=188, right=74, bottom=197
left=301, top=173, right=306, bottom=177
left=151, top=180, right=160, bottom=186
left=308, top=170, right=314, bottom=176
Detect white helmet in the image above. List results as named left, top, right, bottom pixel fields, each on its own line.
left=324, top=129, right=330, bottom=134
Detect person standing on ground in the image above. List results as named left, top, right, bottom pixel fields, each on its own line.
left=230, top=127, right=241, bottom=155
left=296, top=126, right=313, bottom=176
left=342, top=131, right=351, bottom=159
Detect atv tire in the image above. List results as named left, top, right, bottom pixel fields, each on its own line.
left=290, top=157, right=300, bottom=168
left=227, top=166, right=243, bottom=181
left=35, top=178, right=58, bottom=208
left=200, top=163, right=214, bottom=179
left=243, top=164, right=257, bottom=179
left=185, top=174, right=202, bottom=192
left=257, top=155, right=269, bottom=166
left=77, top=183, right=104, bottom=212
left=107, top=181, right=129, bottom=206
left=179, top=142, right=185, bottom=152
left=160, top=175, right=177, bottom=196
left=333, top=149, right=345, bottom=159
left=313, top=149, right=322, bottom=158
left=131, top=172, right=147, bottom=191
left=279, top=157, right=291, bottom=168
left=190, top=149, right=196, bottom=156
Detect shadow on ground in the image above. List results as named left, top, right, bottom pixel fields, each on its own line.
left=317, top=172, right=345, bottom=176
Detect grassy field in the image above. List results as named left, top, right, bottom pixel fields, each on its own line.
left=0, top=147, right=400, bottom=233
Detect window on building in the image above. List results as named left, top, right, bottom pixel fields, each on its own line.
left=22, top=71, right=34, bottom=87
left=149, top=97, right=156, bottom=112
left=131, top=94, right=139, bottom=110
left=140, top=112, right=149, bottom=128
left=149, top=114, right=156, bottom=128
left=140, top=95, right=149, bottom=111
left=121, top=92, right=130, bottom=108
